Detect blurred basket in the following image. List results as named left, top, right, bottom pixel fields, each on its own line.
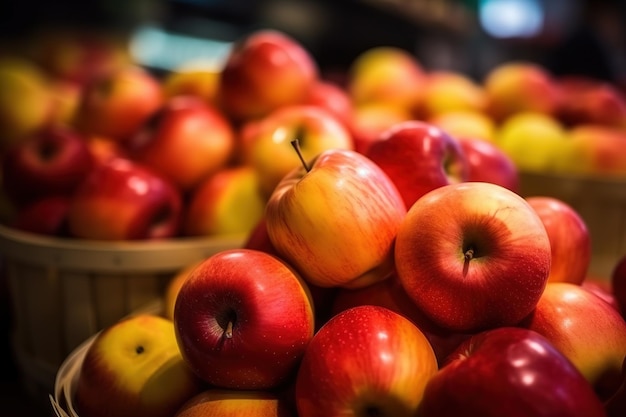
left=0, top=225, right=244, bottom=405
left=519, top=171, right=626, bottom=280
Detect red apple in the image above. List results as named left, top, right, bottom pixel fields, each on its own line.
left=173, top=248, right=315, bottom=390
left=217, top=29, right=318, bottom=121
left=520, top=282, right=626, bottom=400
left=395, top=181, right=552, bottom=332
left=419, top=327, right=607, bottom=417
left=1, top=126, right=95, bottom=207
left=526, top=196, right=591, bottom=285
left=245, top=104, right=354, bottom=197
left=75, top=65, right=164, bottom=142
left=582, top=276, right=620, bottom=311
left=130, top=95, right=236, bottom=192
left=67, top=157, right=183, bottom=240
left=457, top=136, right=520, bottom=193
left=295, top=305, right=438, bottom=417
left=265, top=147, right=407, bottom=289
left=10, top=195, right=70, bottom=236
left=612, top=254, right=626, bottom=319
left=364, top=120, right=469, bottom=210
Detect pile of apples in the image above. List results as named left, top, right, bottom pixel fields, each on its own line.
left=23, top=27, right=623, bottom=417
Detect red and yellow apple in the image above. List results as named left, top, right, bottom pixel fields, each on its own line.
left=174, top=389, right=294, bottom=417
left=457, top=136, right=520, bottom=192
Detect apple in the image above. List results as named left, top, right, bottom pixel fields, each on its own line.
left=164, top=261, right=203, bottom=321
left=428, top=109, right=497, bottom=143
left=331, top=274, right=472, bottom=365
left=364, top=120, right=469, bottom=210
left=74, top=314, right=202, bottom=417
left=395, top=181, right=552, bottom=333
left=556, top=75, right=626, bottom=128
left=495, top=111, right=569, bottom=173
left=418, top=327, right=607, bottom=417
left=48, top=78, right=83, bottom=127
left=10, top=195, right=71, bottom=236
left=302, top=79, right=355, bottom=131
left=0, top=56, right=52, bottom=149
left=552, top=124, right=626, bottom=178
left=182, top=165, right=266, bottom=237
left=349, top=101, right=413, bottom=154
left=246, top=104, right=354, bottom=197
left=74, top=65, right=164, bottom=142
left=173, top=248, right=315, bottom=390
left=419, top=70, right=488, bottom=119
left=295, top=305, right=438, bottom=417
left=85, top=134, right=130, bottom=167
left=483, top=61, right=561, bottom=121
left=130, top=95, right=236, bottom=191
left=582, top=276, right=620, bottom=312
left=457, top=136, right=520, bottom=192
left=67, top=157, right=183, bottom=240
left=526, top=196, right=591, bottom=284
left=519, top=282, right=626, bottom=401
left=1, top=126, right=95, bottom=207
left=347, top=46, right=426, bottom=113
left=174, top=389, right=295, bottom=417
left=217, top=29, right=318, bottom=121
left=265, top=146, right=407, bottom=289
left=162, top=65, right=221, bottom=104
left=612, top=254, right=626, bottom=319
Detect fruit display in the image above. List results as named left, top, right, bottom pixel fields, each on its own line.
left=1, top=24, right=625, bottom=417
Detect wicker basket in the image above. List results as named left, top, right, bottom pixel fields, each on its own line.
left=0, top=225, right=244, bottom=405
left=519, top=171, right=626, bottom=280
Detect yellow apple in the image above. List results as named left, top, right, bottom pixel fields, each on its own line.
left=428, top=110, right=497, bottom=143
left=74, top=314, right=203, bottom=417
left=0, top=56, right=52, bottom=149
left=162, top=65, right=221, bottom=103
left=495, top=111, right=569, bottom=173
left=347, top=46, right=426, bottom=113
left=419, top=70, right=489, bottom=119
left=183, top=165, right=267, bottom=237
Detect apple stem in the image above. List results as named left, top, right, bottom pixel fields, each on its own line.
left=225, top=320, right=234, bottom=339
left=291, top=139, right=310, bottom=172
left=464, top=248, right=475, bottom=261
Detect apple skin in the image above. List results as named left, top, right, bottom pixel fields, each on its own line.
left=67, top=157, right=183, bottom=240
left=265, top=148, right=407, bottom=289
left=130, top=95, right=236, bottom=192
left=302, top=79, right=355, bottom=130
left=419, top=70, right=488, bottom=119
left=395, top=181, right=552, bottom=333
left=582, top=277, right=620, bottom=312
left=247, top=104, right=354, bottom=198
left=605, top=356, right=626, bottom=417
left=526, top=196, right=591, bottom=285
left=418, top=327, right=607, bottom=417
left=182, top=165, right=266, bottom=237
left=349, top=102, right=413, bottom=155
left=612, top=254, right=626, bottom=319
left=457, top=136, right=520, bottom=193
left=75, top=65, right=164, bottom=142
left=174, top=389, right=295, bottom=417
left=173, top=248, right=315, bottom=390
left=365, top=120, right=470, bottom=210
left=295, top=305, right=438, bottom=417
left=331, top=274, right=472, bottom=365
left=519, top=282, right=626, bottom=400
left=11, top=195, right=71, bottom=236
left=217, top=29, right=318, bottom=122
left=428, top=110, right=497, bottom=143
left=1, top=126, right=95, bottom=207
left=74, top=314, right=203, bottom=417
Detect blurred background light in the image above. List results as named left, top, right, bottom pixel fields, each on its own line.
left=479, top=0, right=544, bottom=38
